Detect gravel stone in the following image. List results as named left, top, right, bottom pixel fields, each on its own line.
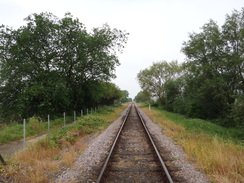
left=55, top=109, right=128, bottom=183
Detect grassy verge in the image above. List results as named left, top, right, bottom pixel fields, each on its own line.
left=0, top=103, right=129, bottom=183
left=0, top=104, right=127, bottom=145
left=0, top=116, right=73, bottom=145
left=139, top=104, right=244, bottom=183
left=158, top=106, right=243, bottom=144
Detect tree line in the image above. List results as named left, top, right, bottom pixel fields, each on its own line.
left=0, top=12, right=129, bottom=123
left=136, top=8, right=244, bottom=128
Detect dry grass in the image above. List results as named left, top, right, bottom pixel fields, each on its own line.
left=1, top=134, right=87, bottom=183
left=140, top=106, right=244, bottom=183
left=9, top=141, right=60, bottom=183
left=179, top=133, right=244, bottom=183
left=100, top=103, right=129, bottom=122
left=62, top=147, right=77, bottom=167
left=144, top=108, right=186, bottom=138
left=0, top=104, right=128, bottom=182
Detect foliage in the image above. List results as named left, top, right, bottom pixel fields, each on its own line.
left=229, top=96, right=244, bottom=128
left=79, top=81, right=123, bottom=107
left=137, top=8, right=244, bottom=128
left=49, top=105, right=124, bottom=144
left=120, top=90, right=132, bottom=103
left=0, top=12, right=129, bottom=122
left=156, top=107, right=243, bottom=142
left=0, top=104, right=124, bottom=145
left=0, top=115, right=73, bottom=145
left=181, top=9, right=244, bottom=126
left=134, top=91, right=151, bottom=103
left=0, top=123, right=23, bottom=144
left=137, top=60, right=182, bottom=105
left=28, top=116, right=41, bottom=131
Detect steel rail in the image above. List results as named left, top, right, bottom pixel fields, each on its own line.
left=96, top=104, right=132, bottom=183
left=135, top=104, right=174, bottom=183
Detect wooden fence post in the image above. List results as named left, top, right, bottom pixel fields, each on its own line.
left=0, top=154, right=6, bottom=165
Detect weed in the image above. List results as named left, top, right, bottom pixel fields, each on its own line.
left=53, top=155, right=61, bottom=160
left=0, top=115, right=74, bottom=145
left=65, top=135, right=74, bottom=144
left=155, top=107, right=243, bottom=143
left=28, top=116, right=41, bottom=130
left=62, top=147, right=76, bottom=167
left=0, top=167, right=4, bottom=173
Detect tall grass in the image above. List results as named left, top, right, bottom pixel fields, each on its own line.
left=140, top=105, right=244, bottom=183
left=49, top=104, right=128, bottom=145
left=0, top=105, right=126, bottom=145
left=156, top=107, right=243, bottom=144
left=0, top=115, right=73, bottom=145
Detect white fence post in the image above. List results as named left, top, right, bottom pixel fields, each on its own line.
left=81, top=110, right=83, bottom=117
left=64, top=112, right=66, bottom=127
left=48, top=115, right=50, bottom=143
left=23, top=119, right=26, bottom=148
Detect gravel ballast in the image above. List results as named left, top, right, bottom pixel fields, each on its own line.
left=55, top=105, right=210, bottom=183
left=136, top=105, right=210, bottom=183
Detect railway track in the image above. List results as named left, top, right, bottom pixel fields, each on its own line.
left=96, top=104, right=173, bottom=183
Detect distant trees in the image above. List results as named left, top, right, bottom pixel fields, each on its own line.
left=120, top=90, right=132, bottom=103
left=134, top=91, right=151, bottom=103
left=88, top=82, right=123, bottom=106
left=137, top=61, right=182, bottom=105
left=0, top=12, right=129, bottom=122
left=137, top=8, right=244, bottom=128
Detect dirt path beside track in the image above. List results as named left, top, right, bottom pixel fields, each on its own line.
left=0, top=134, right=47, bottom=158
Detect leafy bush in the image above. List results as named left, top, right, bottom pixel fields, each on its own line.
left=172, top=98, right=187, bottom=114
left=0, top=123, right=23, bottom=144
left=230, top=96, right=244, bottom=129
left=28, top=116, right=41, bottom=131
left=49, top=114, right=111, bottom=146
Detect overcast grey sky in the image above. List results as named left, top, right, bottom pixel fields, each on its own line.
left=0, top=0, right=243, bottom=98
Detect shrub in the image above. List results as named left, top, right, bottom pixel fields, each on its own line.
left=28, top=116, right=41, bottom=130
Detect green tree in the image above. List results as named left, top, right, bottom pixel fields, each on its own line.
left=120, top=90, right=130, bottom=103
left=182, top=20, right=226, bottom=118
left=0, top=12, right=128, bottom=121
left=182, top=8, right=244, bottom=126
left=137, top=60, right=182, bottom=105
left=134, top=91, right=151, bottom=103
left=97, top=82, right=123, bottom=105
left=0, top=12, right=63, bottom=119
